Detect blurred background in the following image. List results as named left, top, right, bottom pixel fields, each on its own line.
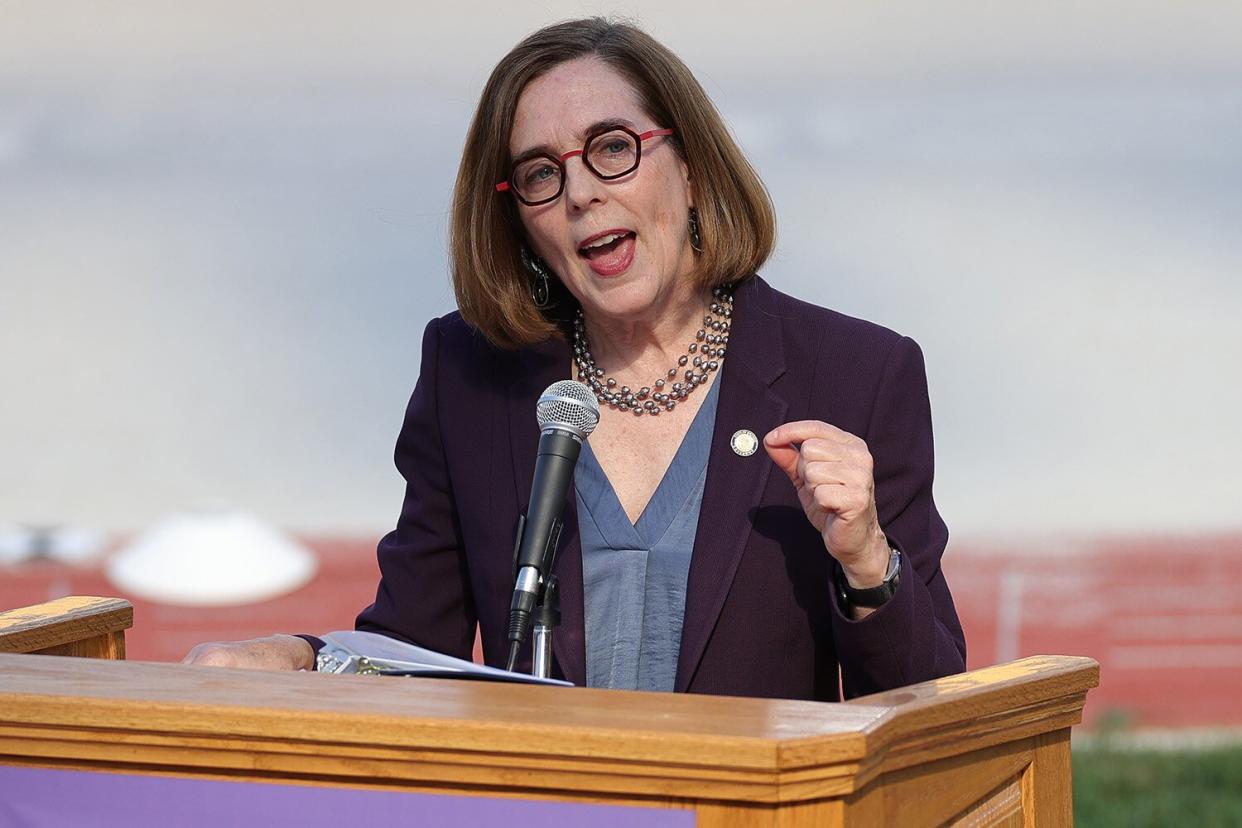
left=2, top=2, right=1240, bottom=820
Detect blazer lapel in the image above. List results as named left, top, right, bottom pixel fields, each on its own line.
left=676, top=277, right=788, bottom=692
left=505, top=338, right=587, bottom=687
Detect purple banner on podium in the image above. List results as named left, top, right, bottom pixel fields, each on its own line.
left=0, top=766, right=695, bottom=828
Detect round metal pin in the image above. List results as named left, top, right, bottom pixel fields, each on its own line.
left=730, top=429, right=759, bottom=457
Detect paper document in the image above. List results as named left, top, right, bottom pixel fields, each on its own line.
left=316, top=630, right=573, bottom=687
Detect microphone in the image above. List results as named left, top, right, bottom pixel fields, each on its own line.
left=505, top=380, right=600, bottom=672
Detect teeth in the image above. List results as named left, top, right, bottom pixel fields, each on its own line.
left=582, top=232, right=626, bottom=250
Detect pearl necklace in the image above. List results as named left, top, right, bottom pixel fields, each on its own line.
left=573, top=286, right=733, bottom=417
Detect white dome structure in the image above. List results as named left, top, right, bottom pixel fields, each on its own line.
left=106, top=509, right=317, bottom=605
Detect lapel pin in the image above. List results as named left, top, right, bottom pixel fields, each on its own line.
left=730, top=429, right=759, bottom=457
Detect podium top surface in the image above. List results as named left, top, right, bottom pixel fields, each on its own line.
left=0, top=653, right=1096, bottom=777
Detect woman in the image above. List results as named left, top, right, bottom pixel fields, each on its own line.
left=185, top=18, right=966, bottom=700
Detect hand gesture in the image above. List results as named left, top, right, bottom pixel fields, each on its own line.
left=764, top=420, right=890, bottom=587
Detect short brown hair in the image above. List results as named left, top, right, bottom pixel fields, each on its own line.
left=450, top=18, right=776, bottom=349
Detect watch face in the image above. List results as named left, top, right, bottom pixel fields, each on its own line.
left=885, top=547, right=902, bottom=580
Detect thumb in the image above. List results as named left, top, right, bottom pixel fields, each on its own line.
left=763, top=428, right=801, bottom=485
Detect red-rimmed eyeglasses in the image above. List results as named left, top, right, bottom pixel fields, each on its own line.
left=496, top=125, right=675, bottom=207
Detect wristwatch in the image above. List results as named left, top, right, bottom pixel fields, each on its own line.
left=836, top=545, right=902, bottom=609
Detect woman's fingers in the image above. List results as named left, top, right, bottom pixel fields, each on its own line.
left=763, top=439, right=802, bottom=485
left=799, top=459, right=873, bottom=491
left=766, top=423, right=870, bottom=484
left=799, top=439, right=872, bottom=469
left=766, top=419, right=857, bottom=448
left=766, top=419, right=882, bottom=564
left=811, top=481, right=873, bottom=517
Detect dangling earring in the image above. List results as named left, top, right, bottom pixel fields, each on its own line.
left=688, top=207, right=702, bottom=252
left=521, top=246, right=553, bottom=309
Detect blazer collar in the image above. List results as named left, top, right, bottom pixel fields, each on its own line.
left=724, top=276, right=786, bottom=384
left=675, top=276, right=788, bottom=691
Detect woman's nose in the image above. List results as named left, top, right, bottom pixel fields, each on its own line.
left=562, top=157, right=607, bottom=210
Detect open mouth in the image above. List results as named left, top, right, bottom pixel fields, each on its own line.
left=577, top=230, right=636, bottom=261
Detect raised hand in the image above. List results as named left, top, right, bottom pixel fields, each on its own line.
left=763, top=420, right=891, bottom=589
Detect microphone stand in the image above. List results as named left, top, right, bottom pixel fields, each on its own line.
left=505, top=513, right=564, bottom=676
left=531, top=575, right=560, bottom=680
left=505, top=379, right=598, bottom=676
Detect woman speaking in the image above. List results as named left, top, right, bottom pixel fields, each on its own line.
left=185, top=18, right=966, bottom=700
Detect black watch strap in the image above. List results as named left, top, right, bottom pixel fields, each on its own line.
left=837, top=546, right=902, bottom=609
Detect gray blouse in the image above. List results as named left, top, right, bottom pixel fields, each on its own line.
left=575, top=378, right=721, bottom=691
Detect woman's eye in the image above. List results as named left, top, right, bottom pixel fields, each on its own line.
left=523, top=164, right=557, bottom=186
left=602, top=140, right=630, bottom=155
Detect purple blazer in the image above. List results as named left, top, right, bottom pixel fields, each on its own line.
left=354, top=276, right=966, bottom=700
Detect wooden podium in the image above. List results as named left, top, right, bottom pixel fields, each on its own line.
left=0, top=598, right=1098, bottom=826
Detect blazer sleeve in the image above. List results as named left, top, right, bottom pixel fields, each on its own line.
left=352, top=317, right=478, bottom=659
left=831, top=335, right=967, bottom=698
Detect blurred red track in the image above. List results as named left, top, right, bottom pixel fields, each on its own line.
left=4, top=534, right=1240, bottom=729
left=944, top=535, right=1242, bottom=729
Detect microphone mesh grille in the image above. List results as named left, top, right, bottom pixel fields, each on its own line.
left=536, top=380, right=600, bottom=437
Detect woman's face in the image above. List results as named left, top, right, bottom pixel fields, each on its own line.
left=508, top=57, right=696, bottom=326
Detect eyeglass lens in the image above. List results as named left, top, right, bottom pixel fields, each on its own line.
left=511, top=129, right=640, bottom=204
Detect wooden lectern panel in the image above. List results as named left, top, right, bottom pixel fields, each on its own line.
left=0, top=653, right=1097, bottom=826
left=0, top=596, right=131, bottom=659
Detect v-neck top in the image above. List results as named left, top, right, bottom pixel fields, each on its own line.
left=575, top=378, right=721, bottom=691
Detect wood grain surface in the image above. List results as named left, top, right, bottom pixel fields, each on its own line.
left=846, top=655, right=1097, bottom=776
left=0, top=597, right=132, bottom=656
left=0, top=652, right=1097, bottom=824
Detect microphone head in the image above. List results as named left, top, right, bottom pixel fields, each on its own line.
left=536, top=380, right=600, bottom=438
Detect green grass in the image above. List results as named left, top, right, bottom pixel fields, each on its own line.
left=1073, top=745, right=1242, bottom=827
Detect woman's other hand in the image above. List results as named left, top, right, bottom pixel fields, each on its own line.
left=764, top=420, right=891, bottom=589
left=181, top=634, right=314, bottom=671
